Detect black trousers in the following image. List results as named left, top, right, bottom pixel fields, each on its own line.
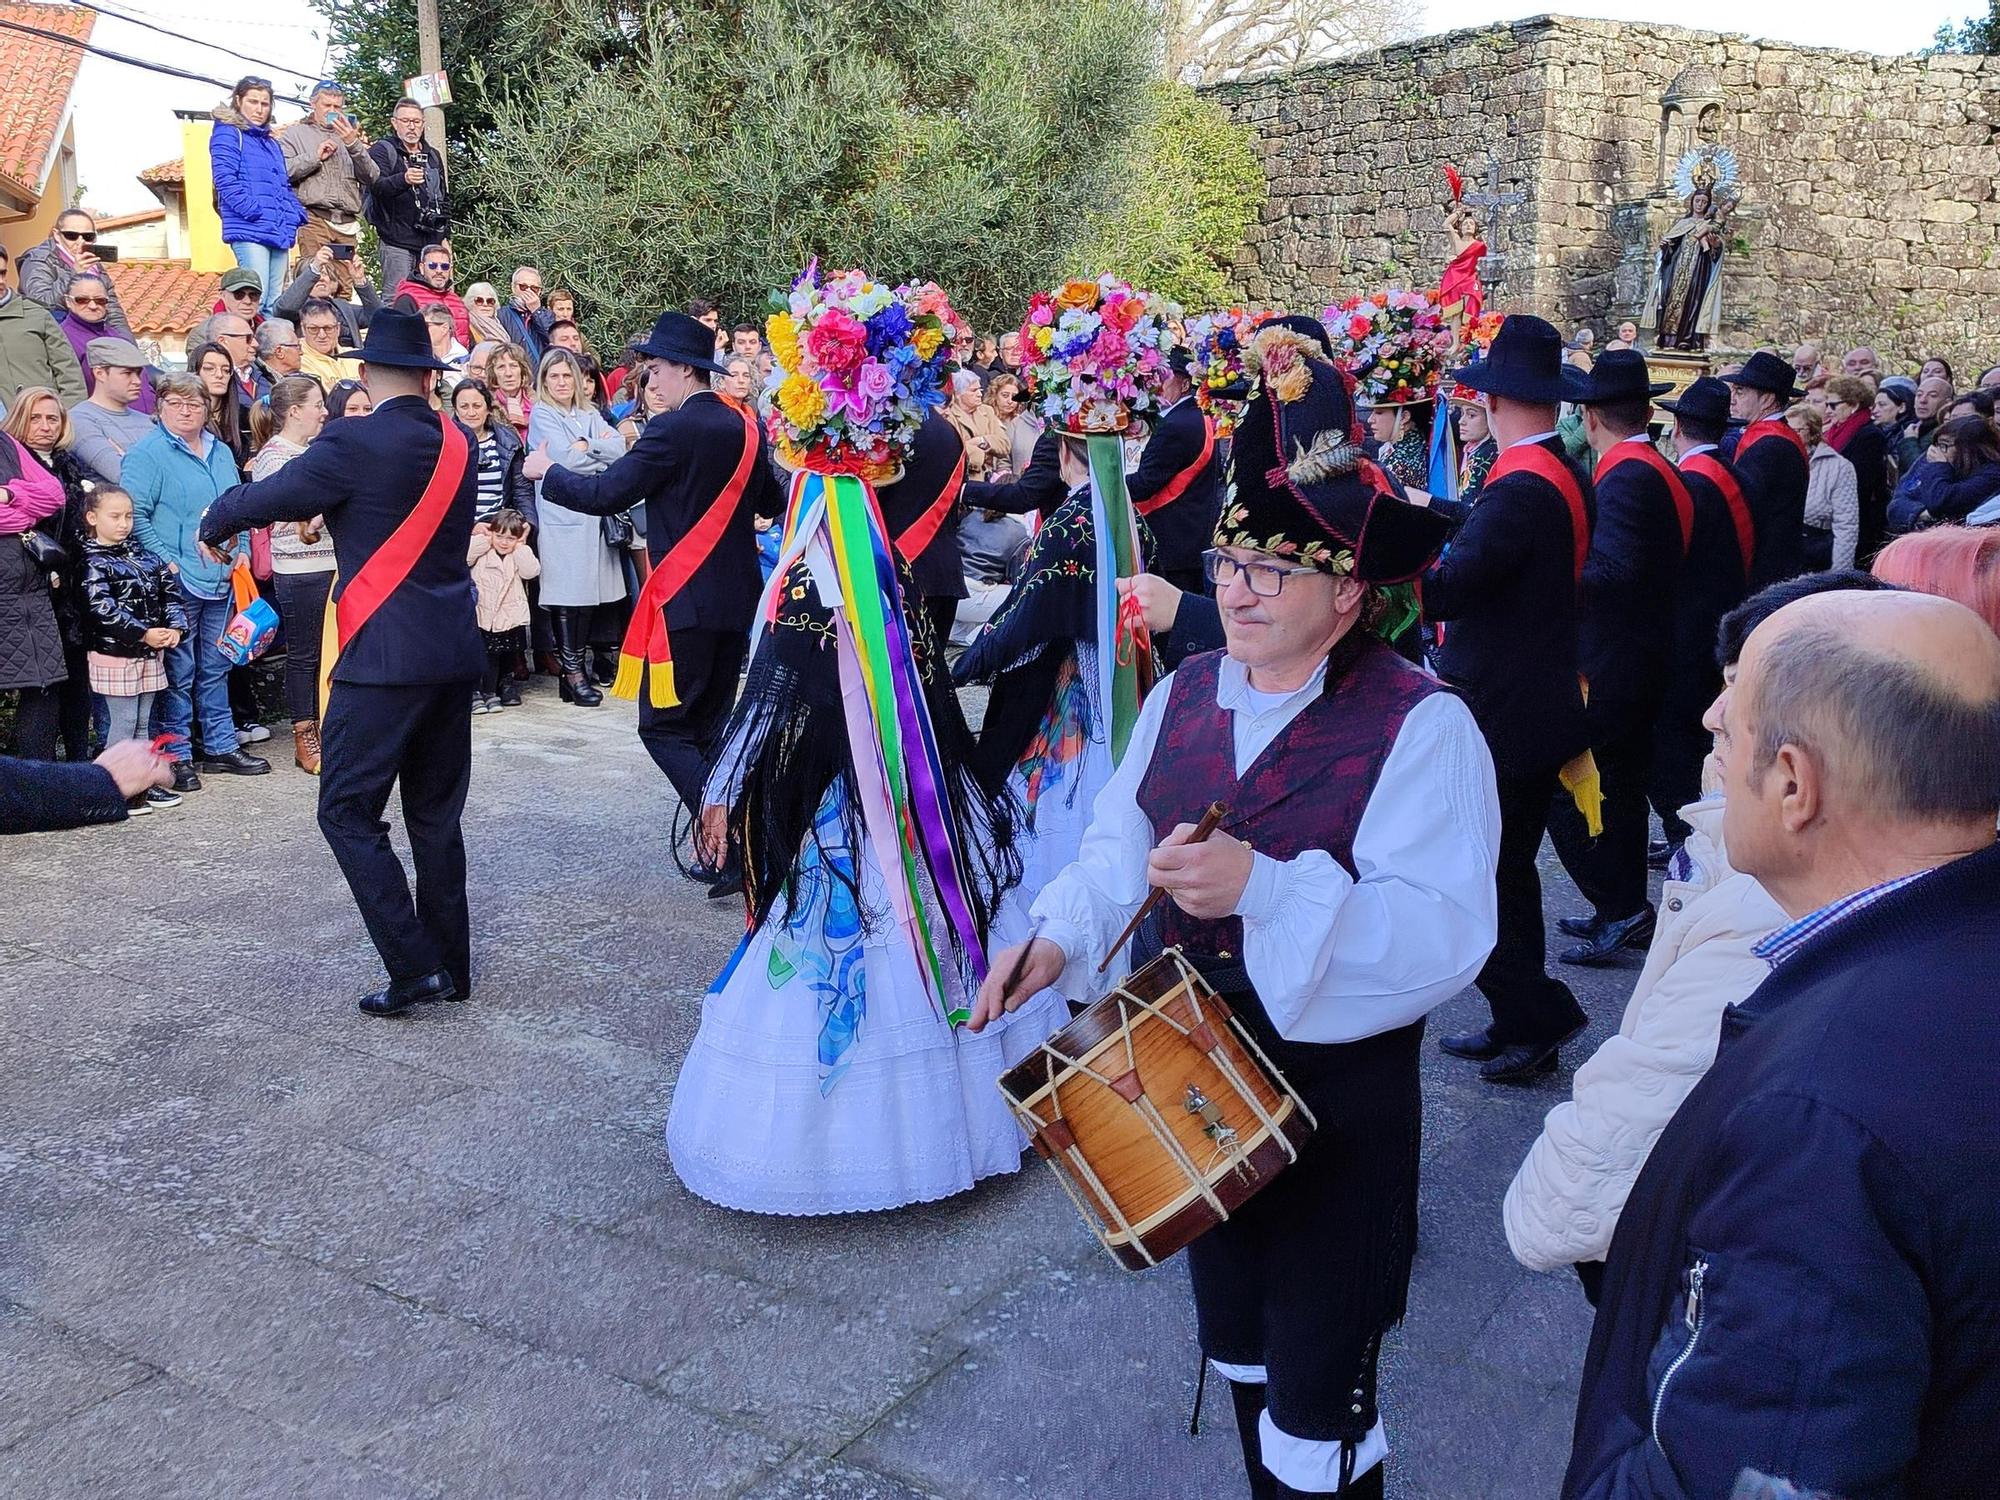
left=56, top=641, right=93, bottom=759
left=1549, top=708, right=1656, bottom=923
left=1475, top=771, right=1587, bottom=1045
left=270, top=570, right=332, bottom=722
left=317, top=679, right=473, bottom=996
left=637, top=628, right=748, bottom=815
left=1648, top=698, right=1712, bottom=848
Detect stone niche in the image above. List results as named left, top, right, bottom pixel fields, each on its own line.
left=1208, top=14, right=2000, bottom=368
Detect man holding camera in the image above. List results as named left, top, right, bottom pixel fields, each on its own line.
left=365, top=97, right=450, bottom=294
left=280, top=81, right=378, bottom=296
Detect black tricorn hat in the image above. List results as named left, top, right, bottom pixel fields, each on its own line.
left=1448, top=314, right=1590, bottom=405
left=1656, top=375, right=1734, bottom=427
left=1720, top=350, right=1800, bottom=401
left=1215, top=325, right=1449, bottom=584
left=1574, top=348, right=1672, bottom=404
left=338, top=306, right=455, bottom=370
left=632, top=310, right=729, bottom=375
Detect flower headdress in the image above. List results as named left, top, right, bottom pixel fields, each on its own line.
left=762, top=262, right=957, bottom=480
left=1017, top=274, right=1177, bottom=435
left=1186, top=308, right=1267, bottom=437
left=1444, top=310, right=1505, bottom=404
left=1324, top=287, right=1454, bottom=408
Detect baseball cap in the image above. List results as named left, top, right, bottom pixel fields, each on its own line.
left=219, top=267, right=263, bottom=293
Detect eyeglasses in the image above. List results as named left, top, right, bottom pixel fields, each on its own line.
left=1203, top=549, right=1320, bottom=597
left=226, top=287, right=261, bottom=299
left=516, top=283, right=542, bottom=294
left=219, top=331, right=254, bottom=342
left=471, top=295, right=497, bottom=305
left=424, top=261, right=452, bottom=272
left=69, top=295, right=108, bottom=307
left=59, top=229, right=97, bottom=243
left=160, top=397, right=207, bottom=412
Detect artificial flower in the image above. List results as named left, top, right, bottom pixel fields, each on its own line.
left=1054, top=278, right=1101, bottom=312
left=766, top=313, right=802, bottom=371
left=777, top=371, right=827, bottom=429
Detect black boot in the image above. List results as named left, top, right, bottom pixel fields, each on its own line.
left=552, top=608, right=602, bottom=707
left=1228, top=1380, right=1279, bottom=1500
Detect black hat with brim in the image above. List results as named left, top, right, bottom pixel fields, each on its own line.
left=1720, top=350, right=1800, bottom=401
left=1574, top=348, right=1673, bottom=404
left=1448, top=314, right=1592, bottom=405
left=633, top=310, right=729, bottom=375
left=1216, top=327, right=1449, bottom=584
left=338, top=306, right=456, bottom=371
left=1655, top=375, right=1734, bottom=427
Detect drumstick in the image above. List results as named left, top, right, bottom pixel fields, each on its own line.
left=1097, top=800, right=1229, bottom=973
left=998, top=917, right=1047, bottom=1004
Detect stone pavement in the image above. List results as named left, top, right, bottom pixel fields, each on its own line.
left=2, top=685, right=1651, bottom=1499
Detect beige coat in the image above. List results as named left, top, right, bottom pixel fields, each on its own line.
left=468, top=532, right=541, bottom=633
left=1502, top=797, right=1787, bottom=1273
left=945, top=401, right=1014, bottom=478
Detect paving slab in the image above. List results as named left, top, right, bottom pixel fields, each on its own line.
left=0, top=1300, right=156, bottom=1449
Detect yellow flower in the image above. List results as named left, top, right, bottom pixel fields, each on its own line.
left=766, top=314, right=802, bottom=371
left=777, top=372, right=826, bottom=429
left=1034, top=325, right=1055, bottom=352
left=913, top=326, right=943, bottom=361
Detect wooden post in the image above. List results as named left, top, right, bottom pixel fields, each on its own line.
left=415, top=0, right=446, bottom=176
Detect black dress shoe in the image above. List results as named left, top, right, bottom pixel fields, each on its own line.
left=1556, top=912, right=1603, bottom=939
left=1481, top=1024, right=1586, bottom=1084
left=1646, top=839, right=1675, bottom=870
left=358, top=970, right=458, bottom=1017
left=198, top=748, right=270, bottom=776
left=1559, top=906, right=1657, bottom=966
left=171, top=759, right=203, bottom=793
left=590, top=651, right=617, bottom=686
left=1438, top=1026, right=1504, bottom=1061
left=706, top=873, right=745, bottom=901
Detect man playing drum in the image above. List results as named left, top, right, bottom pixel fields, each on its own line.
left=970, top=317, right=1502, bottom=1499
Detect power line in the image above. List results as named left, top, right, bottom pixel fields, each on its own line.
left=0, top=16, right=311, bottom=105
left=69, top=0, right=323, bottom=82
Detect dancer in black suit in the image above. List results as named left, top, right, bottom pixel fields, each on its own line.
left=202, top=309, right=479, bottom=1015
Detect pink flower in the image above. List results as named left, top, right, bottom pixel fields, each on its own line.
left=855, top=358, right=893, bottom=406
left=1088, top=327, right=1128, bottom=368
left=822, top=374, right=869, bottom=422
left=807, top=308, right=868, bottom=378
left=1029, top=302, right=1055, bottom=327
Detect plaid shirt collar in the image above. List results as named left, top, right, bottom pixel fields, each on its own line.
left=1752, top=870, right=1935, bottom=969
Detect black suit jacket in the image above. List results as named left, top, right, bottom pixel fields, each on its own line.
left=962, top=426, right=1065, bottom=517
left=202, top=395, right=482, bottom=686
left=1127, top=398, right=1221, bottom=579
left=0, top=756, right=126, bottom=834
left=1420, top=436, right=1592, bottom=778
left=876, top=412, right=968, bottom=601
left=1577, top=442, right=1686, bottom=729
left=1663, top=451, right=1750, bottom=721
left=540, top=390, right=777, bottom=635
left=1727, top=421, right=1808, bottom=588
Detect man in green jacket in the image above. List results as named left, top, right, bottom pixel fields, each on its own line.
left=0, top=242, right=84, bottom=407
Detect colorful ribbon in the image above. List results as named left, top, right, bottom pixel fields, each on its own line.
left=751, top=467, right=990, bottom=1023
left=1085, top=434, right=1153, bottom=764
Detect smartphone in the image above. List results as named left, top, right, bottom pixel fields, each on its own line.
left=92, top=244, right=118, bottom=263
left=330, top=243, right=355, bottom=261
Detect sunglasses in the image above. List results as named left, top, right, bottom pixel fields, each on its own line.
left=516, top=283, right=543, bottom=293
left=424, top=262, right=452, bottom=272
left=471, top=295, right=497, bottom=305
left=60, top=229, right=98, bottom=243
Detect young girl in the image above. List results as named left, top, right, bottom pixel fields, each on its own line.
left=467, top=508, right=539, bottom=712
left=78, top=485, right=187, bottom=811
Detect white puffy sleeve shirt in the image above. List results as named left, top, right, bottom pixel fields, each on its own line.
left=1027, top=653, right=1502, bottom=1044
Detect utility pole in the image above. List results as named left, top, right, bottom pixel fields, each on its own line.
left=415, top=0, right=446, bottom=172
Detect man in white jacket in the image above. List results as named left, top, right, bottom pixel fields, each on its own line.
left=1503, top=570, right=1891, bottom=1300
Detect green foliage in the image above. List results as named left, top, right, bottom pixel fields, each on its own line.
left=1076, top=84, right=1267, bottom=313
left=416, top=0, right=1160, bottom=342
left=1929, top=0, right=1999, bottom=51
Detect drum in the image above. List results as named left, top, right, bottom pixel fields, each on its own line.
left=997, top=947, right=1315, bottom=1271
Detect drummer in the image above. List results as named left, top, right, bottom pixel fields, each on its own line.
left=970, top=318, right=1501, bottom=1500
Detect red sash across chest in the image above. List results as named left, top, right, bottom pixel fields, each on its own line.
left=1487, top=442, right=1589, bottom=586
left=1594, top=441, right=1694, bottom=555
left=1680, top=452, right=1756, bottom=577
left=1133, top=413, right=1216, bottom=517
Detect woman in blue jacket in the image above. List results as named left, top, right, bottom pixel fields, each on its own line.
left=1886, top=412, right=2000, bottom=533
left=209, top=77, right=306, bottom=313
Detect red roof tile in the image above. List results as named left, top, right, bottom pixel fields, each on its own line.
left=0, top=2, right=94, bottom=201
left=105, top=259, right=221, bottom=338
left=137, top=157, right=184, bottom=186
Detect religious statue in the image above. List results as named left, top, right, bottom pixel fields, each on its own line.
left=1649, top=146, right=1739, bottom=351
left=1437, top=163, right=1487, bottom=337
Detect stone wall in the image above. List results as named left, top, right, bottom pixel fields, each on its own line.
left=1210, top=15, right=2000, bottom=368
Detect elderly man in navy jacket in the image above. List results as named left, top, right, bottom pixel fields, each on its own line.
left=1420, top=315, right=1595, bottom=1082
left=202, top=309, right=480, bottom=1016
left=1565, top=587, right=2000, bottom=1500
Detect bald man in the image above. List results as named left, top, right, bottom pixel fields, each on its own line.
left=1566, top=589, right=2000, bottom=1500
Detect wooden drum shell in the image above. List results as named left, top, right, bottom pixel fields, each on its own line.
left=997, top=950, right=1315, bottom=1271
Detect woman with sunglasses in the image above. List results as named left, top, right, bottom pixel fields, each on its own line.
left=18, top=210, right=132, bottom=331
left=54, top=274, right=155, bottom=413
left=463, top=283, right=513, bottom=348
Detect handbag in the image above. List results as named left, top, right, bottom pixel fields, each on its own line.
left=217, top=555, right=279, bottom=665
left=20, top=528, right=67, bottom=572
left=600, top=510, right=636, bottom=548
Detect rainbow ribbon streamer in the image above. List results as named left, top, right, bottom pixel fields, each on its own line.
left=1085, top=434, right=1153, bottom=763
left=751, top=468, right=989, bottom=1024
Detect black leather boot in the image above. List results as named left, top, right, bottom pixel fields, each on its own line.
left=552, top=608, right=602, bottom=706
